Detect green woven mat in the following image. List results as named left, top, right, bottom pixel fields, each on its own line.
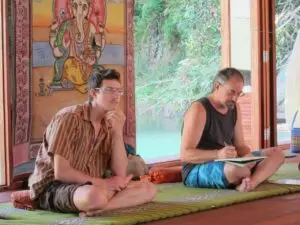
left=1, top=163, right=300, bottom=225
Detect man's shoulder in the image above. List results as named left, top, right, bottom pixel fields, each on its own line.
left=189, top=100, right=206, bottom=113
left=53, top=104, right=85, bottom=122
left=184, top=101, right=206, bottom=123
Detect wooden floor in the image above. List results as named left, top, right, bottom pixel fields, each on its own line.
left=148, top=156, right=300, bottom=225
left=148, top=193, right=300, bottom=225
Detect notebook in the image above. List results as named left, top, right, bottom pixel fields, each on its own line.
left=268, top=179, right=300, bottom=185
left=215, top=154, right=297, bottom=168
left=215, top=156, right=266, bottom=167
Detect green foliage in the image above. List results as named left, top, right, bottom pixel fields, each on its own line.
left=275, top=0, right=300, bottom=71
left=134, top=0, right=298, bottom=127
left=134, top=0, right=221, bottom=120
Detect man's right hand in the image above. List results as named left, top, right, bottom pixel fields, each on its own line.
left=217, top=146, right=237, bottom=159
left=105, top=175, right=133, bottom=192
left=92, top=178, right=107, bottom=189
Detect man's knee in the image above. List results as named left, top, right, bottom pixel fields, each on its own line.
left=225, top=164, right=251, bottom=183
left=74, top=185, right=108, bottom=212
left=137, top=181, right=157, bottom=202
left=269, top=149, right=285, bottom=164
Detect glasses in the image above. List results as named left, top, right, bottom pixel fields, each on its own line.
left=219, top=82, right=245, bottom=98
left=95, top=87, right=124, bottom=96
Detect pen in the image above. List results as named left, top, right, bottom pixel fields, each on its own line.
left=224, top=141, right=237, bottom=158
left=224, top=141, right=232, bottom=147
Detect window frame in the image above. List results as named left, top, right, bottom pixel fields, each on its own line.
left=0, top=0, right=13, bottom=189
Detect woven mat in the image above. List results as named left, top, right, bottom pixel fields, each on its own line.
left=0, top=163, right=300, bottom=225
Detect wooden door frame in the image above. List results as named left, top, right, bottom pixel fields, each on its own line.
left=222, top=0, right=264, bottom=149
left=268, top=1, right=290, bottom=150
left=267, top=0, right=277, bottom=147
left=258, top=0, right=277, bottom=148
left=251, top=0, right=278, bottom=149
left=221, top=0, right=231, bottom=68
left=268, top=0, right=281, bottom=148
left=0, top=0, right=13, bottom=189
left=222, top=0, right=282, bottom=149
left=250, top=0, right=264, bottom=149
left=251, top=0, right=279, bottom=149
left=124, top=0, right=136, bottom=148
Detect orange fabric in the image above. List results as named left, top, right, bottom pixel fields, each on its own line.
left=146, top=166, right=182, bottom=184
left=10, top=190, right=37, bottom=210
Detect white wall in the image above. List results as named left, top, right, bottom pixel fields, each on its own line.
left=230, top=0, right=251, bottom=70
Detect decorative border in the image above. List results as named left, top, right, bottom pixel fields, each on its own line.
left=29, top=141, right=41, bottom=159
left=14, top=0, right=31, bottom=145
left=124, top=0, right=136, bottom=144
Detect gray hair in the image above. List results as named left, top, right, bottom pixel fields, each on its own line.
left=212, top=67, right=244, bottom=92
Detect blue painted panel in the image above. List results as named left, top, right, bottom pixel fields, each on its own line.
left=32, top=42, right=124, bottom=68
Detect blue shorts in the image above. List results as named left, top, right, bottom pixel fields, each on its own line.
left=184, top=161, right=234, bottom=189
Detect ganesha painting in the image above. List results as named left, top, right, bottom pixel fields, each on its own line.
left=49, top=0, right=106, bottom=93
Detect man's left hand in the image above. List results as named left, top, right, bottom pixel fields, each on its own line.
left=106, top=174, right=133, bottom=192
left=107, top=110, right=126, bottom=133
left=260, top=147, right=281, bottom=157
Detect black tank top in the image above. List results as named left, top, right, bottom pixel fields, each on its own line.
left=181, top=97, right=237, bottom=182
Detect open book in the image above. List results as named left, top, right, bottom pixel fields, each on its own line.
left=215, top=156, right=266, bottom=167
left=215, top=154, right=297, bottom=168
left=268, top=179, right=300, bottom=186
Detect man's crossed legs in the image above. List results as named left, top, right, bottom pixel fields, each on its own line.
left=185, top=148, right=285, bottom=192
left=38, top=178, right=157, bottom=217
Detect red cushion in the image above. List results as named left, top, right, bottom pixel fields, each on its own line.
left=10, top=190, right=37, bottom=210
left=147, top=166, right=182, bottom=184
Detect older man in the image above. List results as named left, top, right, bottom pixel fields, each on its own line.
left=181, top=67, right=284, bottom=192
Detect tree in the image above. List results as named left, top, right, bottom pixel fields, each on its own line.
left=134, top=0, right=221, bottom=121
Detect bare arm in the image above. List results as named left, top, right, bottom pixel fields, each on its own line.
left=54, top=154, right=105, bottom=186
left=180, top=102, right=219, bottom=164
left=233, top=103, right=251, bottom=157
left=108, top=111, right=128, bottom=178
left=110, top=132, right=128, bottom=178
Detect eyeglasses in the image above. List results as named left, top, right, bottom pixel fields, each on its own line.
left=219, top=82, right=245, bottom=98
left=95, top=87, right=124, bottom=96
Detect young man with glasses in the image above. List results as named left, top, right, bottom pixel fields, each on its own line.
left=181, top=67, right=284, bottom=192
left=29, top=69, right=156, bottom=216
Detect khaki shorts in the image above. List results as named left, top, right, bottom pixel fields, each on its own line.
left=37, top=180, right=92, bottom=213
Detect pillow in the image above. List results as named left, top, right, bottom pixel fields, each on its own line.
left=10, top=190, right=37, bottom=210
left=147, top=166, right=182, bottom=184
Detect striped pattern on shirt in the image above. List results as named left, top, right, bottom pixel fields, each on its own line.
left=28, top=103, right=113, bottom=200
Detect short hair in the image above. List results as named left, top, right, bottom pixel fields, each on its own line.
left=211, top=67, right=244, bottom=93
left=88, top=69, right=121, bottom=102
left=214, top=67, right=244, bottom=85
left=88, top=68, right=120, bottom=90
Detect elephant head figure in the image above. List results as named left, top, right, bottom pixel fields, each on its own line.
left=68, top=0, right=91, bottom=43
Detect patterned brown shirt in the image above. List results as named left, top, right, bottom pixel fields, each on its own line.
left=28, top=103, right=113, bottom=200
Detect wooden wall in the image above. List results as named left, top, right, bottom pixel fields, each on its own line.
left=238, top=93, right=253, bottom=148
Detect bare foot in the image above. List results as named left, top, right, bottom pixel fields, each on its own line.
left=79, top=211, right=87, bottom=217
left=79, top=209, right=104, bottom=217
left=236, top=177, right=253, bottom=192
